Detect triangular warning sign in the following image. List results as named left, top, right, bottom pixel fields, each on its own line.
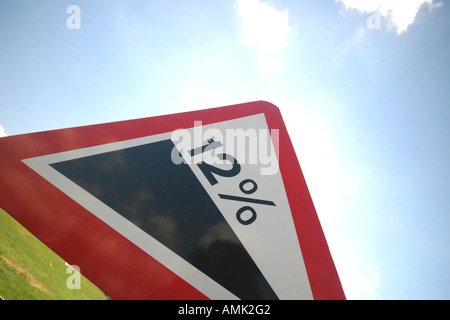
left=0, top=101, right=345, bottom=300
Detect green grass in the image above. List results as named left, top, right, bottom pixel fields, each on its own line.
left=0, top=207, right=107, bottom=300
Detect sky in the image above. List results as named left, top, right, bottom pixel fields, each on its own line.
left=1, top=0, right=450, bottom=299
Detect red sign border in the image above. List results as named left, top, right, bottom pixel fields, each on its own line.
left=0, top=101, right=345, bottom=300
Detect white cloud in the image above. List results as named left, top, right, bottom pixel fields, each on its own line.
left=0, top=125, right=7, bottom=137
left=235, top=0, right=292, bottom=72
left=336, top=0, right=441, bottom=34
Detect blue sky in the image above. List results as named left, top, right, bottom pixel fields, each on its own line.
left=1, top=0, right=450, bottom=299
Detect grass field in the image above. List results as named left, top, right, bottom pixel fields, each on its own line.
left=0, top=207, right=107, bottom=300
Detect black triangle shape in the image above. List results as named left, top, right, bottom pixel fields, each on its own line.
left=51, top=139, right=278, bottom=300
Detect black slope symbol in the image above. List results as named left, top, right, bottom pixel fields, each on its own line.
left=51, top=139, right=278, bottom=300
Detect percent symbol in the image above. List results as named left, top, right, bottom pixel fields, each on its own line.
left=218, top=179, right=276, bottom=225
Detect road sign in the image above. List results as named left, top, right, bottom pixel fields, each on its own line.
left=0, top=101, right=345, bottom=300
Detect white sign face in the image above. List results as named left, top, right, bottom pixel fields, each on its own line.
left=23, top=114, right=313, bottom=300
